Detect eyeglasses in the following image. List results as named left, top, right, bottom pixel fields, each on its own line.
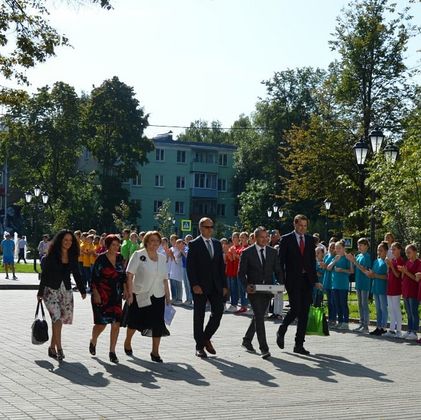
left=202, top=225, right=214, bottom=229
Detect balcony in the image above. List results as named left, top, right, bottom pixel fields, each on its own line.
left=190, top=161, right=218, bottom=173
left=191, top=188, right=217, bottom=199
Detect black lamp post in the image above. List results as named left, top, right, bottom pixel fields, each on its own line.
left=352, top=127, right=397, bottom=261
left=25, top=186, right=49, bottom=272
left=324, top=199, right=332, bottom=241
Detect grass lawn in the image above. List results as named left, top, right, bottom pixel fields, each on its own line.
left=0, top=263, right=39, bottom=273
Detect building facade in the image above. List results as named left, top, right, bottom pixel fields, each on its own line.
left=125, top=134, right=239, bottom=236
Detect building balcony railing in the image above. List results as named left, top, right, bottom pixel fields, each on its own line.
left=191, top=188, right=217, bottom=199
left=190, top=161, right=218, bottom=173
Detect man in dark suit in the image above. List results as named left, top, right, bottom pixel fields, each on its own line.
left=238, top=226, right=283, bottom=359
left=276, top=214, right=323, bottom=355
left=187, top=217, right=228, bottom=358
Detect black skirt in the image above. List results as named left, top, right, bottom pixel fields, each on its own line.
left=126, top=294, right=170, bottom=338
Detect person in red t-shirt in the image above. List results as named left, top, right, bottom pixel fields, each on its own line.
left=398, top=244, right=421, bottom=341
left=225, top=233, right=241, bottom=312
left=384, top=242, right=405, bottom=338
left=235, top=231, right=250, bottom=314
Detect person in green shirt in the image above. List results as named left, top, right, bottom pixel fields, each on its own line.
left=120, top=228, right=131, bottom=264
left=128, top=232, right=140, bottom=259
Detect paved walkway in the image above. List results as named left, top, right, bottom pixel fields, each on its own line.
left=0, top=290, right=420, bottom=419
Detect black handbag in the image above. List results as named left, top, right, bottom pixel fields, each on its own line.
left=31, top=301, right=49, bottom=345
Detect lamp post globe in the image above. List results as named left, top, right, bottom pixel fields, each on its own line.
left=33, top=185, right=41, bottom=197
left=41, top=192, right=49, bottom=204
left=353, top=138, right=369, bottom=166
left=267, top=209, right=272, bottom=218
left=368, top=127, right=385, bottom=155
left=272, top=203, right=278, bottom=213
left=324, top=199, right=332, bottom=211
left=384, top=142, right=399, bottom=164
left=278, top=210, right=284, bottom=218
left=25, top=191, right=32, bottom=203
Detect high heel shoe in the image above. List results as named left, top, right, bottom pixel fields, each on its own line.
left=48, top=347, right=57, bottom=359
left=150, top=352, right=163, bottom=363
left=89, top=341, right=96, bottom=356
left=109, top=352, right=119, bottom=364
left=124, top=347, right=133, bottom=356
left=57, top=348, right=65, bottom=362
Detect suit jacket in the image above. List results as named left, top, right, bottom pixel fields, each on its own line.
left=238, top=245, right=283, bottom=288
left=279, top=231, right=317, bottom=290
left=186, top=236, right=227, bottom=295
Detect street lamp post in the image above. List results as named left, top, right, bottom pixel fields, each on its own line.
left=352, top=127, right=397, bottom=261
left=25, top=186, right=49, bottom=272
left=324, top=199, right=332, bottom=242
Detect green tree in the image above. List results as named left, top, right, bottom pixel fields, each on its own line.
left=83, top=76, right=153, bottom=230
left=178, top=120, right=231, bottom=144
left=238, top=179, right=274, bottom=232
left=154, top=199, right=174, bottom=238
left=2, top=81, right=93, bottom=232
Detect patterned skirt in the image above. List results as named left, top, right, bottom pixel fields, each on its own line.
left=43, top=282, right=74, bottom=324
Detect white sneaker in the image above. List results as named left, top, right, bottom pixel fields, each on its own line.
left=227, top=305, right=238, bottom=312
left=383, top=330, right=396, bottom=338
left=395, top=331, right=402, bottom=338
left=340, top=323, right=349, bottom=330
left=353, top=324, right=364, bottom=332
left=405, top=332, right=418, bottom=341
left=402, top=331, right=411, bottom=339
left=361, top=327, right=369, bottom=334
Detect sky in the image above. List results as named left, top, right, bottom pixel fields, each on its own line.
left=13, top=0, right=421, bottom=138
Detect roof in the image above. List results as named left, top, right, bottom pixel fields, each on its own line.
left=153, top=134, right=236, bottom=151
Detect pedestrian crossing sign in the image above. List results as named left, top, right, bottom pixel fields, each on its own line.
left=181, top=219, right=192, bottom=232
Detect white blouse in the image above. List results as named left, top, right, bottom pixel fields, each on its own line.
left=126, top=249, right=167, bottom=307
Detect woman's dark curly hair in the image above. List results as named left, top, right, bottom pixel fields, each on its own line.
left=47, top=229, right=80, bottom=263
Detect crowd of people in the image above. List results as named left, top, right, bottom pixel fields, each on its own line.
left=21, top=218, right=421, bottom=364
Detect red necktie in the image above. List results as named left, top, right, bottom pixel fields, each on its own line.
left=300, top=236, right=305, bottom=255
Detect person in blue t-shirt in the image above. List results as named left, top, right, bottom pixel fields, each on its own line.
left=321, top=241, right=336, bottom=324
left=1, top=233, right=17, bottom=280
left=367, top=242, right=389, bottom=336
left=328, top=241, right=354, bottom=330
left=346, top=238, right=372, bottom=333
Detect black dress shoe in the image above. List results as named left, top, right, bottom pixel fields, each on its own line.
left=195, top=349, right=207, bottom=358
left=57, top=348, right=65, bottom=362
left=48, top=347, right=57, bottom=359
left=241, top=340, right=256, bottom=353
left=109, top=352, right=119, bottom=363
left=277, top=326, right=287, bottom=349
left=124, top=347, right=133, bottom=356
left=261, top=351, right=271, bottom=359
left=89, top=341, right=96, bottom=356
left=150, top=352, right=163, bottom=363
left=369, top=328, right=380, bottom=336
left=204, top=340, right=216, bottom=355
left=293, top=346, right=310, bottom=355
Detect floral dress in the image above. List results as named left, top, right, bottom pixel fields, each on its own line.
left=91, top=253, right=126, bottom=325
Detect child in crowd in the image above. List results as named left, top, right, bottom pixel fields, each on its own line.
left=367, top=242, right=388, bottom=336
left=398, top=244, right=421, bottom=341
left=346, top=238, right=371, bottom=333
left=314, top=247, right=325, bottom=306
left=384, top=242, right=405, bottom=338
left=225, top=232, right=241, bottom=312
left=328, top=241, right=353, bottom=330
left=321, top=241, right=336, bottom=325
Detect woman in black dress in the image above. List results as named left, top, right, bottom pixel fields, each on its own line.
left=89, top=234, right=126, bottom=363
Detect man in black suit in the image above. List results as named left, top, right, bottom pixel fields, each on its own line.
left=238, top=227, right=283, bottom=359
left=276, top=214, right=323, bottom=355
left=187, top=217, right=228, bottom=358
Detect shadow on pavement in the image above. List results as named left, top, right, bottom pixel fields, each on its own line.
left=35, top=360, right=110, bottom=387
left=128, top=357, right=210, bottom=387
left=204, top=357, right=278, bottom=387
left=270, top=353, right=393, bottom=383
left=95, top=357, right=161, bottom=389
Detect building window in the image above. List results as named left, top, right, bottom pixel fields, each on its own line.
left=154, top=200, right=163, bottom=213
left=217, top=178, right=227, bottom=192
left=175, top=201, right=185, bottom=214
left=155, top=175, right=164, bottom=187
left=217, top=204, right=226, bottom=217
left=155, top=148, right=165, bottom=161
left=176, top=176, right=186, bottom=189
left=218, top=153, right=227, bottom=166
left=132, top=199, right=142, bottom=211
left=132, top=172, right=142, bottom=186
left=194, top=173, right=216, bottom=189
left=177, top=150, right=186, bottom=163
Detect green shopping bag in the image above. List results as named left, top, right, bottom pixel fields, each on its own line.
left=306, top=305, right=329, bottom=336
